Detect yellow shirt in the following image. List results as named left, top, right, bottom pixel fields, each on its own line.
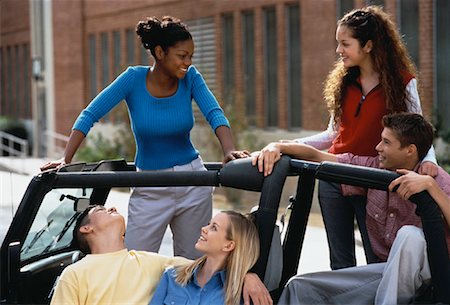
left=50, top=249, right=187, bottom=305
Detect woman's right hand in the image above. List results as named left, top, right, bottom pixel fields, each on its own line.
left=40, top=157, right=67, bottom=172
left=223, top=150, right=251, bottom=164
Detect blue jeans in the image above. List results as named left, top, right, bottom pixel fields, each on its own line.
left=318, top=180, right=379, bottom=270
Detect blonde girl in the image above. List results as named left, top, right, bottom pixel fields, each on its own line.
left=149, top=211, right=260, bottom=305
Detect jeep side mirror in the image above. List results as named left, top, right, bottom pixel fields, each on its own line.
left=74, top=198, right=90, bottom=213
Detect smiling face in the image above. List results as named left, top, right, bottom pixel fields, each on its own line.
left=375, top=127, right=417, bottom=170
left=195, top=212, right=235, bottom=256
left=157, top=39, right=194, bottom=79
left=335, top=25, right=372, bottom=68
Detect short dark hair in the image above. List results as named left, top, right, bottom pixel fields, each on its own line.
left=382, top=113, right=434, bottom=161
left=72, top=205, right=96, bottom=254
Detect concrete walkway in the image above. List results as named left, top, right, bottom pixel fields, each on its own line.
left=0, top=156, right=367, bottom=275
left=0, top=156, right=48, bottom=176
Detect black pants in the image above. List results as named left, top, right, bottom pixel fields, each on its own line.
left=318, top=180, right=379, bottom=270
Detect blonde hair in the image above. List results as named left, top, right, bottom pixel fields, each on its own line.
left=325, top=5, right=418, bottom=125
left=174, top=211, right=260, bottom=305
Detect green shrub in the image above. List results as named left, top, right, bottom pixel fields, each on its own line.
left=74, top=102, right=136, bottom=163
left=0, top=116, right=28, bottom=139
left=75, top=126, right=136, bottom=163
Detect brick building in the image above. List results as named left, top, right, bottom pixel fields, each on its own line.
left=1, top=0, right=449, bottom=157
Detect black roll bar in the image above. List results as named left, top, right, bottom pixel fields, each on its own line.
left=251, top=156, right=291, bottom=280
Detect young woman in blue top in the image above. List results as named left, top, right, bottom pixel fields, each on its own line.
left=40, top=16, right=249, bottom=259
left=149, top=211, right=260, bottom=305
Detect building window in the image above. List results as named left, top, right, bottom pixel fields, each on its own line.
left=23, top=44, right=31, bottom=118
left=140, top=45, right=148, bottom=64
left=186, top=17, right=217, bottom=93
left=222, top=14, right=234, bottom=106
left=126, top=28, right=135, bottom=65
left=0, top=45, right=29, bottom=117
left=113, top=31, right=121, bottom=76
left=398, top=0, right=419, bottom=67
left=7, top=47, right=13, bottom=116
left=337, top=0, right=354, bottom=18
left=242, top=11, right=256, bottom=124
left=88, top=34, right=97, bottom=100
left=1, top=47, right=7, bottom=115
left=101, top=32, right=110, bottom=121
left=15, top=45, right=21, bottom=117
left=101, top=32, right=110, bottom=88
left=287, top=5, right=301, bottom=129
left=264, top=7, right=278, bottom=128
left=435, top=0, right=450, bottom=131
left=366, top=0, right=384, bottom=5
left=37, top=0, right=45, bottom=68
left=0, top=48, right=4, bottom=115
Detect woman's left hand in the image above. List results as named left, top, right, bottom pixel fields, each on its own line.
left=223, top=150, right=251, bottom=164
left=418, top=161, right=438, bottom=177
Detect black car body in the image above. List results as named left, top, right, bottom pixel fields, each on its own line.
left=1, top=157, right=448, bottom=304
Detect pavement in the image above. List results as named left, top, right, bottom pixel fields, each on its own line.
left=0, top=156, right=367, bottom=274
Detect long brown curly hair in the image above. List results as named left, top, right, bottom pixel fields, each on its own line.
left=324, top=6, right=418, bottom=125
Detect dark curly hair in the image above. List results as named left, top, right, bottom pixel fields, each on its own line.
left=136, top=16, right=192, bottom=58
left=324, top=6, right=418, bottom=125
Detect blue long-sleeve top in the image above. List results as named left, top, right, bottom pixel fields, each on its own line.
left=149, top=267, right=226, bottom=305
left=73, top=65, right=230, bottom=170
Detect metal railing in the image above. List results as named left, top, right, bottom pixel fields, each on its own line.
left=43, top=130, right=69, bottom=157
left=0, top=131, right=28, bottom=157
